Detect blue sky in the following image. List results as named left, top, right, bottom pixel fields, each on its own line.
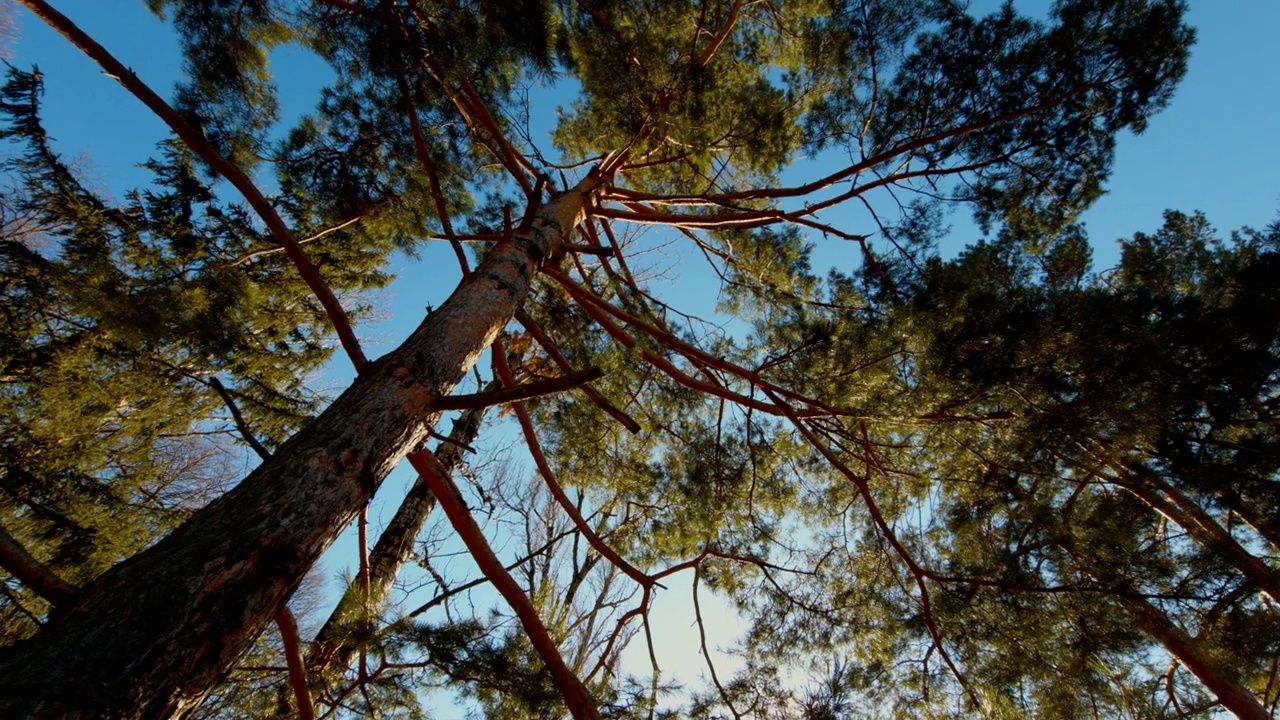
left=7, top=0, right=1280, bottom=712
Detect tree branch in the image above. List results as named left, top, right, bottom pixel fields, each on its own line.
left=274, top=607, right=316, bottom=720
left=434, top=366, right=604, bottom=411
left=407, top=449, right=602, bottom=720
left=16, top=0, right=369, bottom=371
left=0, top=524, right=78, bottom=608
left=208, top=377, right=272, bottom=461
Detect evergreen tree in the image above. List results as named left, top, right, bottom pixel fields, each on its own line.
left=0, top=1, right=1201, bottom=718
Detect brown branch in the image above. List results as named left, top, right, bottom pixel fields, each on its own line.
left=407, top=449, right=601, bottom=720
left=458, top=79, right=535, bottom=196
left=491, top=344, right=653, bottom=589
left=695, top=0, right=744, bottom=68
left=208, top=377, right=272, bottom=461
left=513, top=309, right=641, bottom=433
left=274, top=607, right=316, bottom=720
left=16, top=0, right=369, bottom=372
left=1121, top=590, right=1270, bottom=720
left=434, top=366, right=604, bottom=411
left=384, top=0, right=471, bottom=276
left=0, top=524, right=78, bottom=608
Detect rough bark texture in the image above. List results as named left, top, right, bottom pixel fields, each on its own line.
left=1124, top=596, right=1271, bottom=720
left=305, top=385, right=494, bottom=676
left=0, top=174, right=603, bottom=720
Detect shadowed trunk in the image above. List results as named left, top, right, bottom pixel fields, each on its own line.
left=0, top=173, right=605, bottom=720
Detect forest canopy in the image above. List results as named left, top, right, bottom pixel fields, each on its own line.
left=1, top=1, right=1276, bottom=719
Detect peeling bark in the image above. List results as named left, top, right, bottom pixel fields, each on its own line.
left=0, top=173, right=605, bottom=720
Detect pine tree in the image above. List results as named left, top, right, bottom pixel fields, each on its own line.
left=0, top=1, right=1198, bottom=718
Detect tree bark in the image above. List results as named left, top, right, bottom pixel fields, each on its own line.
left=1123, top=595, right=1271, bottom=720
left=0, top=173, right=605, bottom=720
left=0, top=524, right=77, bottom=608
left=305, top=384, right=494, bottom=677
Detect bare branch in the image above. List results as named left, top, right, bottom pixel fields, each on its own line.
left=435, top=366, right=605, bottom=411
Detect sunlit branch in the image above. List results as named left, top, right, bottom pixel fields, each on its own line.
left=406, top=448, right=602, bottom=720
left=15, top=0, right=370, bottom=371
left=273, top=607, right=315, bottom=720
left=0, top=524, right=78, bottom=608
left=695, top=0, right=745, bottom=68
left=549, top=273, right=793, bottom=416
left=459, top=79, right=539, bottom=194
left=402, top=524, right=581, bottom=620
left=384, top=0, right=470, bottom=275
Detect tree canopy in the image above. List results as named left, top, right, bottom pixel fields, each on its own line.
left=5, top=1, right=1275, bottom=719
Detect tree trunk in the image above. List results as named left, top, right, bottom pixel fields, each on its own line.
left=305, top=386, right=493, bottom=679
left=1123, top=595, right=1271, bottom=720
left=1118, top=476, right=1280, bottom=602
left=0, top=174, right=605, bottom=720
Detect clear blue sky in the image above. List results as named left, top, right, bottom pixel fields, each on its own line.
left=11, top=1, right=1280, bottom=266
left=7, top=0, right=1280, bottom=711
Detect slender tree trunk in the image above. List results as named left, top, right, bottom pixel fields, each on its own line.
left=305, top=386, right=493, bottom=677
left=0, top=173, right=605, bottom=720
left=1118, top=476, right=1280, bottom=601
left=1123, top=595, right=1271, bottom=720
left=1215, top=488, right=1280, bottom=555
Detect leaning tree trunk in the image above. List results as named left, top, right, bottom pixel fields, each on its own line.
left=1122, top=595, right=1271, bottom=720
left=302, top=385, right=494, bottom=696
left=0, top=173, right=605, bottom=720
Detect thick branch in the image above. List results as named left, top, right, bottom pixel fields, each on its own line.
left=491, top=345, right=652, bottom=588
left=1123, top=592, right=1270, bottom=720
left=274, top=608, right=315, bottom=720
left=408, top=450, right=601, bottom=720
left=16, top=0, right=369, bottom=370
left=0, top=524, right=77, bottom=609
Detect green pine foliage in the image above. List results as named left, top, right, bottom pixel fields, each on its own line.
left=0, top=65, right=381, bottom=639
left=15, top=1, right=1276, bottom=718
